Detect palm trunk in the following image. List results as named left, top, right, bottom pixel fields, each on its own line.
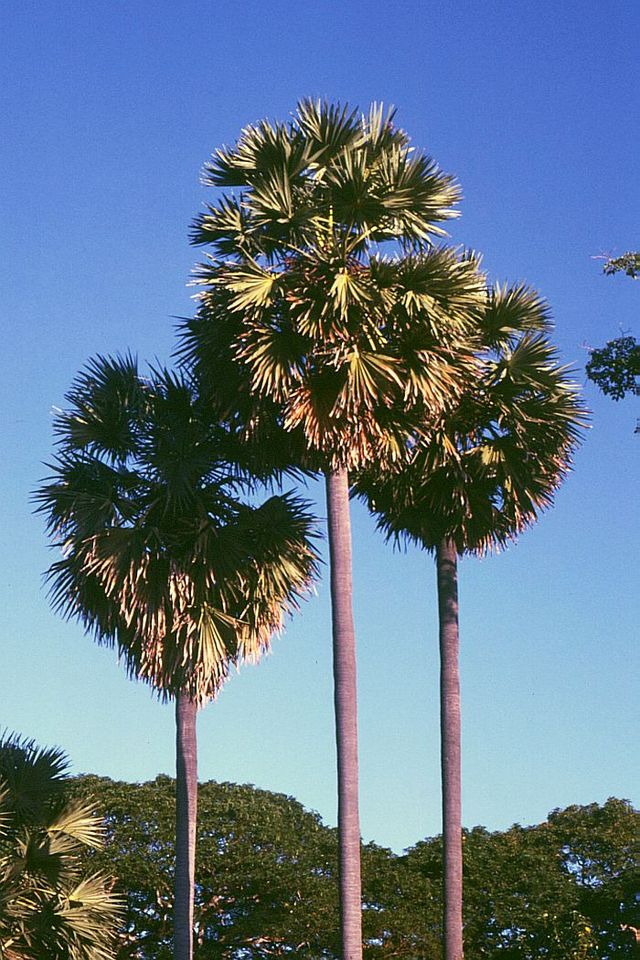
left=436, top=538, right=464, bottom=960
left=174, top=692, right=198, bottom=960
left=325, top=467, right=363, bottom=960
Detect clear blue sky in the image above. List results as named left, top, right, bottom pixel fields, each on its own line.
left=1, top=0, right=638, bottom=853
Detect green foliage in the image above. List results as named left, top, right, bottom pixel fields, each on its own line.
left=34, top=356, right=320, bottom=704
left=0, top=735, right=121, bottom=960
left=192, top=99, right=461, bottom=255
left=586, top=335, right=640, bottom=401
left=603, top=253, right=640, bottom=279
left=404, top=798, right=639, bottom=959
left=586, top=251, right=639, bottom=405
left=71, top=777, right=638, bottom=959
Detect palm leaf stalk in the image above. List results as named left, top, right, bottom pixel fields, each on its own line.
left=354, top=284, right=588, bottom=960
left=34, top=356, right=320, bottom=960
left=181, top=98, right=488, bottom=960
left=0, top=733, right=122, bottom=960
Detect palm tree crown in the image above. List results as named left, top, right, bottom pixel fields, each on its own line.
left=181, top=99, right=487, bottom=473
left=35, top=355, right=320, bottom=706
left=355, top=283, right=588, bottom=553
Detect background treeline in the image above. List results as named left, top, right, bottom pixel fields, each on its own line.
left=73, top=776, right=638, bottom=959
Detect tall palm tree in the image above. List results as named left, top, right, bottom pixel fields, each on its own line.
left=354, top=285, right=587, bottom=960
left=0, top=733, right=122, bottom=960
left=181, top=99, right=487, bottom=960
left=35, top=356, right=319, bottom=960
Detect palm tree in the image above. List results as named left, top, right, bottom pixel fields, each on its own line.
left=181, top=99, right=487, bottom=960
left=35, top=356, right=319, bottom=960
left=354, top=285, right=587, bottom=960
left=0, top=733, right=122, bottom=960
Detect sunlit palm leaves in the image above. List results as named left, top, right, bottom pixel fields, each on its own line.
left=354, top=284, right=588, bottom=554
left=194, top=99, right=460, bottom=256
left=35, top=356, right=320, bottom=706
left=0, top=734, right=121, bottom=960
left=182, top=99, right=488, bottom=473
left=185, top=245, right=485, bottom=471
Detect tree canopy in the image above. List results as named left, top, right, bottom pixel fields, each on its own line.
left=35, top=356, right=320, bottom=706
left=71, top=776, right=639, bottom=959
left=585, top=335, right=640, bottom=402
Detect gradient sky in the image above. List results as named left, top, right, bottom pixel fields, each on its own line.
left=1, top=0, right=638, bottom=853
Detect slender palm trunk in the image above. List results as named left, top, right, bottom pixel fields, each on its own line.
left=325, top=467, right=363, bottom=960
left=174, top=692, right=198, bottom=960
left=436, top=538, right=464, bottom=960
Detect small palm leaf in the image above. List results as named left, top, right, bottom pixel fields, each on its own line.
left=47, top=799, right=105, bottom=852
left=296, top=98, right=361, bottom=163
left=56, top=354, right=145, bottom=462
left=482, top=283, right=552, bottom=348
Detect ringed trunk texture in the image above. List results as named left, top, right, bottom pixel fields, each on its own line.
left=174, top=692, right=198, bottom=960
left=436, top=538, right=464, bottom=960
left=325, top=467, right=363, bottom=960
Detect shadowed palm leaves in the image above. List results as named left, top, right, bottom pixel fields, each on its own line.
left=0, top=733, right=121, bottom=960
left=354, top=284, right=587, bottom=960
left=181, top=100, right=487, bottom=960
left=35, top=356, right=319, bottom=960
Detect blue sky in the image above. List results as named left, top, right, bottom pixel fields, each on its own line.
left=1, top=0, right=638, bottom=853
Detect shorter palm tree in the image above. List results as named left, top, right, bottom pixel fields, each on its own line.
left=354, top=284, right=587, bottom=960
left=0, top=733, right=121, bottom=960
left=35, top=356, right=320, bottom=960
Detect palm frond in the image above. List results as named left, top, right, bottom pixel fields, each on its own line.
left=56, top=354, right=145, bottom=463
left=482, top=283, right=552, bottom=348
left=47, top=799, right=104, bottom=852
left=295, top=98, right=361, bottom=163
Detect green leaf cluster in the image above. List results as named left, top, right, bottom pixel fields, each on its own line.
left=0, top=735, right=121, bottom=960
left=586, top=335, right=640, bottom=402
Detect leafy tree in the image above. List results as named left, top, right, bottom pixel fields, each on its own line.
left=35, top=357, right=319, bottom=960
left=72, top=776, right=638, bottom=960
left=586, top=335, right=640, bottom=401
left=181, top=99, right=487, bottom=960
left=355, top=284, right=586, bottom=959
left=586, top=251, right=640, bottom=405
left=0, top=734, right=121, bottom=960
left=70, top=774, right=410, bottom=960
left=407, top=798, right=639, bottom=958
